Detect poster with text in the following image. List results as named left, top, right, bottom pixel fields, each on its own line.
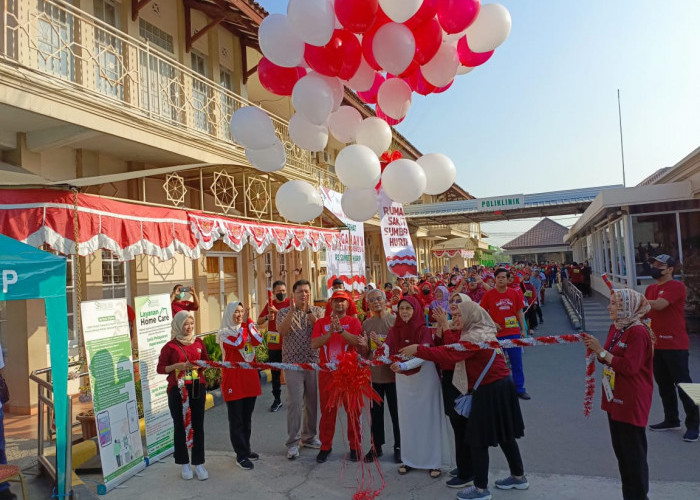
left=378, top=189, right=418, bottom=277
left=320, top=187, right=367, bottom=294
left=134, top=294, right=174, bottom=463
left=81, top=298, right=146, bottom=491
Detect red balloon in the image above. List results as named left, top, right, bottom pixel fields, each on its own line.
left=304, top=29, right=362, bottom=79
left=456, top=36, right=494, bottom=66
left=335, top=0, right=378, bottom=33
left=412, top=16, right=442, bottom=65
left=376, top=104, right=404, bottom=126
left=357, top=72, right=385, bottom=104
left=361, top=9, right=390, bottom=71
left=434, top=80, right=454, bottom=93
left=437, top=0, right=481, bottom=34
left=411, top=68, right=437, bottom=96
left=258, top=57, right=306, bottom=96
left=405, top=0, right=439, bottom=29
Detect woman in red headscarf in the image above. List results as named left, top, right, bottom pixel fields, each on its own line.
left=373, top=295, right=447, bottom=478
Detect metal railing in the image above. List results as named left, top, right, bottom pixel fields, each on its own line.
left=561, top=278, right=586, bottom=330
left=0, top=0, right=341, bottom=189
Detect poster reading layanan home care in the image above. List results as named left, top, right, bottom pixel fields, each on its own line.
left=81, top=298, right=146, bottom=491
left=320, top=187, right=366, bottom=293
left=378, top=189, right=418, bottom=277
left=134, top=294, right=174, bottom=463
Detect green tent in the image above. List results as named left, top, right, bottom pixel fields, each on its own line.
left=0, top=234, right=69, bottom=497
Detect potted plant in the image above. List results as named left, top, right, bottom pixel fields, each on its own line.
left=76, top=409, right=97, bottom=440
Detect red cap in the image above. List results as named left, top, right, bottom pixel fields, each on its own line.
left=329, top=290, right=352, bottom=302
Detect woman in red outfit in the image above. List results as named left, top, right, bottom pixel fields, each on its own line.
left=584, top=289, right=654, bottom=500
left=401, top=300, right=528, bottom=500
left=157, top=310, right=210, bottom=481
left=218, top=302, right=263, bottom=471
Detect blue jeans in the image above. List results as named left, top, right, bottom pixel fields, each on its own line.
left=501, top=334, right=526, bottom=394
left=0, top=405, right=9, bottom=492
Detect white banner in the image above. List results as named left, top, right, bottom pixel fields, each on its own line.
left=81, top=299, right=146, bottom=492
left=134, top=294, right=174, bottom=464
left=378, top=189, right=418, bottom=277
left=320, top=188, right=366, bottom=294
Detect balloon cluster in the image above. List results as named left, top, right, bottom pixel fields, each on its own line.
left=230, top=0, right=512, bottom=224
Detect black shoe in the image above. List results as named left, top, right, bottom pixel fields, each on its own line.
left=349, top=449, right=360, bottom=462
left=682, top=428, right=699, bottom=442
left=270, top=399, right=283, bottom=412
left=393, top=447, right=401, bottom=464
left=364, top=446, right=383, bottom=463
left=649, top=421, right=681, bottom=431
left=236, top=457, right=254, bottom=470
left=248, top=452, right=260, bottom=461
left=316, top=449, right=331, bottom=463
left=518, top=392, right=531, bottom=400
left=448, top=467, right=459, bottom=477
left=446, top=476, right=474, bottom=488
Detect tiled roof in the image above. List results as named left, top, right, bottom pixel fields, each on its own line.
left=502, top=218, right=570, bottom=250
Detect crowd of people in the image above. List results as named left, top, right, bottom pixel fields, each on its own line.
left=155, top=256, right=697, bottom=500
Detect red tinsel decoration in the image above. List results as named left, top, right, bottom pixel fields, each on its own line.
left=376, top=150, right=403, bottom=191
left=584, top=348, right=596, bottom=417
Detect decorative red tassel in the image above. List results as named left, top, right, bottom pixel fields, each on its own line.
left=584, top=348, right=596, bottom=417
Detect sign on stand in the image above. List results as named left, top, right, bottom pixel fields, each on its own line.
left=134, top=294, right=174, bottom=463
left=81, top=298, right=146, bottom=493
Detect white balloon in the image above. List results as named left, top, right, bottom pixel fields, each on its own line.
left=381, top=159, right=427, bottom=204
left=275, top=180, right=324, bottom=223
left=379, top=0, right=422, bottom=23
left=288, top=113, right=329, bottom=152
left=464, top=3, right=512, bottom=53
left=372, top=23, right=415, bottom=76
left=335, top=144, right=381, bottom=190
left=341, top=188, right=379, bottom=222
left=292, top=73, right=334, bottom=125
left=258, top=14, right=305, bottom=68
left=344, top=57, right=375, bottom=92
left=377, top=78, right=412, bottom=120
left=319, top=74, right=344, bottom=112
left=421, top=42, right=460, bottom=87
left=230, top=106, right=277, bottom=150
left=456, top=65, right=475, bottom=75
left=328, top=106, right=363, bottom=143
left=355, top=117, right=393, bottom=156
left=287, top=0, right=335, bottom=47
left=417, top=153, right=457, bottom=194
left=246, top=141, right=287, bottom=173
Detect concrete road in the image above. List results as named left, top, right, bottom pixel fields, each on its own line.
left=84, top=289, right=700, bottom=499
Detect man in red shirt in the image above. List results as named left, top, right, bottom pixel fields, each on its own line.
left=257, top=280, right=290, bottom=412
left=481, top=268, right=530, bottom=400
left=644, top=255, right=699, bottom=442
left=170, top=284, right=199, bottom=315
left=312, top=290, right=364, bottom=463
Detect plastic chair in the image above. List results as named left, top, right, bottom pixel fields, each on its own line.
left=0, top=464, right=27, bottom=499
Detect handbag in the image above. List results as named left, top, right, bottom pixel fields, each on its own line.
left=454, top=350, right=497, bottom=418
left=0, top=374, right=10, bottom=404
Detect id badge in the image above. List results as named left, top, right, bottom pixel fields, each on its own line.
left=268, top=331, right=280, bottom=344
left=504, top=316, right=518, bottom=329
left=241, top=342, right=256, bottom=362
left=602, top=365, right=615, bottom=402
left=370, top=334, right=386, bottom=351
left=524, top=290, right=532, bottom=298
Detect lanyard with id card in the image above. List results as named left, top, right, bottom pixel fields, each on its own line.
left=267, top=331, right=280, bottom=344
left=602, top=365, right=616, bottom=402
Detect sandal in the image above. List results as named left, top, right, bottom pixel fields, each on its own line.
left=429, top=469, right=442, bottom=478
left=398, top=464, right=411, bottom=475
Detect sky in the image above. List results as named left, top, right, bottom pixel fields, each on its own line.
left=256, top=1, right=700, bottom=246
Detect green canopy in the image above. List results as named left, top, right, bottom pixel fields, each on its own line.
left=0, top=234, right=69, bottom=496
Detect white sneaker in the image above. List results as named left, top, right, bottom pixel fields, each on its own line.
left=301, top=438, right=322, bottom=449
left=195, top=464, right=208, bottom=481
left=287, top=445, right=300, bottom=460
left=181, top=464, right=193, bottom=480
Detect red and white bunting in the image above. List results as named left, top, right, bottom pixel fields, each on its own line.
left=432, top=249, right=475, bottom=259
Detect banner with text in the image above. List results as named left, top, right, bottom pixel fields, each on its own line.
left=134, top=294, right=174, bottom=463
left=378, top=189, right=418, bottom=277
left=320, top=188, right=366, bottom=294
left=475, top=194, right=524, bottom=212
left=81, top=299, right=146, bottom=492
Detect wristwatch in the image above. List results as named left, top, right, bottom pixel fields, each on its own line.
left=599, top=350, right=609, bottom=359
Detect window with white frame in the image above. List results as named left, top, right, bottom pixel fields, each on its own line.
left=138, top=19, right=179, bottom=122
left=101, top=250, right=129, bottom=299
left=191, top=51, right=212, bottom=133
left=93, top=0, right=124, bottom=100
left=37, top=0, right=76, bottom=80
left=220, top=68, right=235, bottom=141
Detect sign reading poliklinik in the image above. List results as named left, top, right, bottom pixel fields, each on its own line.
left=476, top=194, right=525, bottom=212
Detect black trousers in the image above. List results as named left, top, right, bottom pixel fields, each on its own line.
left=227, top=397, right=257, bottom=459
left=535, top=303, right=543, bottom=322
left=608, top=415, right=649, bottom=500
left=442, top=371, right=472, bottom=479
left=653, top=349, right=699, bottom=430
left=525, top=306, right=538, bottom=330
left=268, top=349, right=282, bottom=400
left=370, top=382, right=400, bottom=450
left=471, top=440, right=524, bottom=490
left=168, top=385, right=206, bottom=465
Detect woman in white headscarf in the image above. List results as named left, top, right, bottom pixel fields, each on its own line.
left=584, top=289, right=654, bottom=500
left=157, top=310, right=210, bottom=481
left=218, top=302, right=263, bottom=471
left=401, top=300, right=528, bottom=500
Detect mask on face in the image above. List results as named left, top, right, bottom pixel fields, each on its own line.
left=275, top=292, right=286, bottom=302
left=649, top=268, right=664, bottom=280
left=177, top=292, right=186, bottom=300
